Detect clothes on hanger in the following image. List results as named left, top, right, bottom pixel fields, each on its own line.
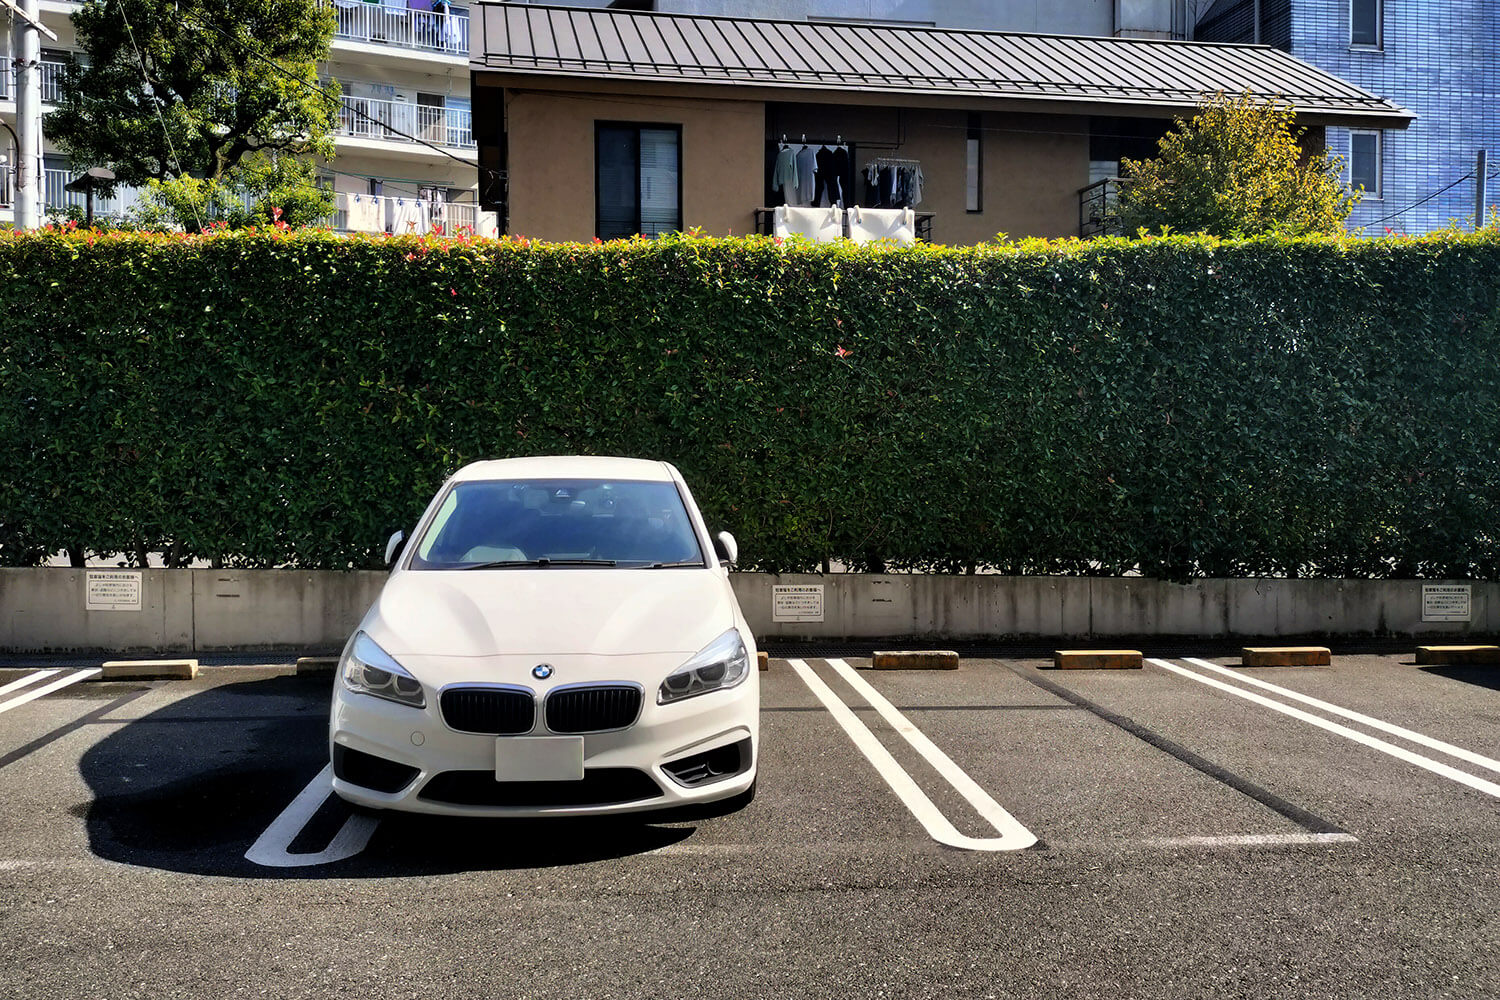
left=830, top=145, right=853, bottom=208
left=794, top=144, right=818, bottom=205
left=772, top=205, right=843, bottom=243
left=814, top=145, right=838, bottom=207
left=771, top=144, right=799, bottom=205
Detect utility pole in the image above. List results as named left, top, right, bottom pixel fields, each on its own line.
left=1477, top=150, right=1488, bottom=232
left=7, top=0, right=55, bottom=229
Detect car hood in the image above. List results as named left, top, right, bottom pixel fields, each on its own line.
left=366, top=568, right=737, bottom=659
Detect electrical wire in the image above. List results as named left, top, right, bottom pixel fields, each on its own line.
left=1365, top=170, right=1477, bottom=227
left=117, top=0, right=203, bottom=231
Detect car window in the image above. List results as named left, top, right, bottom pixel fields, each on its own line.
left=408, top=478, right=706, bottom=569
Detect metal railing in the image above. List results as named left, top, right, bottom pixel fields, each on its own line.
left=332, top=192, right=495, bottom=235
left=42, top=167, right=146, bottom=217
left=0, top=59, right=70, bottom=103
left=333, top=2, right=469, bottom=56
left=335, top=94, right=474, bottom=148
left=1078, top=177, right=1130, bottom=237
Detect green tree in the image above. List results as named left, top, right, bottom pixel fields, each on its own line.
left=1117, top=92, right=1360, bottom=237
left=46, top=0, right=339, bottom=193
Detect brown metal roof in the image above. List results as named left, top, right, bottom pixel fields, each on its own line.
left=470, top=3, right=1413, bottom=126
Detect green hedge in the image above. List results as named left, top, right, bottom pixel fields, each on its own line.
left=2, top=228, right=1498, bottom=577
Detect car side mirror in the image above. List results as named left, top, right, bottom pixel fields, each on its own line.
left=385, top=530, right=406, bottom=567
left=713, top=531, right=738, bottom=568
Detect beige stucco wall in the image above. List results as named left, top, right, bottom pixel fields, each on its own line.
left=504, top=90, right=765, bottom=241
left=768, top=104, right=1089, bottom=243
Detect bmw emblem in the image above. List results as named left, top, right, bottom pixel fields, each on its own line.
left=532, top=664, right=554, bottom=680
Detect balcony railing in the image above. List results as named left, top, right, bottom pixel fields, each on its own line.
left=0, top=59, right=70, bottom=103
left=1078, top=177, right=1130, bottom=237
left=333, top=2, right=469, bottom=56
left=336, top=95, right=474, bottom=148
left=42, top=168, right=145, bottom=217
left=333, top=192, right=496, bottom=236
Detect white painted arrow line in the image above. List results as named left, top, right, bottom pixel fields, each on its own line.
left=1185, top=656, right=1500, bottom=776
left=0, top=669, right=101, bottom=715
left=245, top=764, right=379, bottom=868
left=788, top=658, right=1036, bottom=852
left=1150, top=658, right=1500, bottom=800
left=0, top=669, right=62, bottom=698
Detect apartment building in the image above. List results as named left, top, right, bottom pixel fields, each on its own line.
left=1, top=0, right=498, bottom=235
left=1194, top=0, right=1500, bottom=233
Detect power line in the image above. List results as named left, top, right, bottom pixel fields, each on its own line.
left=1365, top=170, right=1475, bottom=227
left=117, top=0, right=203, bottom=231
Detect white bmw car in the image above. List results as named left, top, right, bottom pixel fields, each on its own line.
left=329, top=456, right=758, bottom=816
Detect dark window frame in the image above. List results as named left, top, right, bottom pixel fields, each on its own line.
left=1350, top=0, right=1382, bottom=49
left=965, top=112, right=982, bottom=214
left=594, top=121, right=683, bottom=240
left=1349, top=130, right=1382, bottom=199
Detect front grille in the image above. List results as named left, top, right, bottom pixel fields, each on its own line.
left=662, top=738, right=753, bottom=787
left=545, top=685, right=643, bottom=734
left=440, top=686, right=535, bottom=735
left=417, top=768, right=663, bottom=808
left=332, top=744, right=420, bottom=794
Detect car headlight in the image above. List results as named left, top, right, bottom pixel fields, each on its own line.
left=340, top=632, right=425, bottom=709
left=658, top=629, right=751, bottom=705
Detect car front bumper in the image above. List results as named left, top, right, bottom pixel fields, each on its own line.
left=329, top=673, right=758, bottom=817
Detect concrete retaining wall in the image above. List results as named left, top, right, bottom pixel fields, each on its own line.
left=0, top=569, right=1494, bottom=653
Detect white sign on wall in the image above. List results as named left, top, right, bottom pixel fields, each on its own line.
left=85, top=570, right=143, bottom=612
left=1422, top=584, right=1471, bottom=623
left=772, top=584, right=825, bottom=623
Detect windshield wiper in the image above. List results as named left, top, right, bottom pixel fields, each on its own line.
left=643, top=560, right=706, bottom=568
left=460, top=558, right=617, bottom=570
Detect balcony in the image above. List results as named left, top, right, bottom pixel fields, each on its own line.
left=333, top=2, right=469, bottom=57
left=333, top=191, right=496, bottom=236
left=42, top=167, right=145, bottom=217
left=0, top=58, right=70, bottom=103
left=335, top=94, right=474, bottom=149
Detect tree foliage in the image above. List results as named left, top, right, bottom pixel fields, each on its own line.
left=46, top=0, right=339, bottom=187
left=1117, top=92, right=1360, bottom=237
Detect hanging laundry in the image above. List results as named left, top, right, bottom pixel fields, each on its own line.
left=771, top=145, right=798, bottom=205
left=772, top=205, right=843, bottom=243
left=814, top=145, right=838, bottom=207
left=794, top=145, right=818, bottom=206
left=909, top=165, right=925, bottom=207
left=831, top=146, right=853, bottom=209
left=848, top=206, right=916, bottom=245
left=342, top=192, right=383, bottom=233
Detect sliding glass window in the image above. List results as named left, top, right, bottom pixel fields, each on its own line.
left=596, top=123, right=681, bottom=240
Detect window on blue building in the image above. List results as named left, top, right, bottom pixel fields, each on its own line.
left=1350, top=132, right=1381, bottom=198
left=1351, top=0, right=1381, bottom=48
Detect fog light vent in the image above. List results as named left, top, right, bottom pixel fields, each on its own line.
left=661, top=738, right=751, bottom=788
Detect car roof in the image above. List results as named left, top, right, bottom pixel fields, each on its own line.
left=449, top=456, right=677, bottom=483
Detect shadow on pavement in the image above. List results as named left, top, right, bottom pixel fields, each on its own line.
left=1417, top=665, right=1500, bottom=694
left=79, top=674, right=706, bottom=879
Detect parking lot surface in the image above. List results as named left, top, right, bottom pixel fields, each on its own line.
left=1, top=652, right=1498, bottom=998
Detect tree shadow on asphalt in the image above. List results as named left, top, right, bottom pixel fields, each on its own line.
left=78, top=674, right=710, bottom=879
left=1415, top=665, right=1500, bottom=694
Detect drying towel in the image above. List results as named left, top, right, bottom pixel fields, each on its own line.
left=773, top=205, right=843, bottom=243
left=848, top=206, right=915, bottom=245
left=342, top=192, right=384, bottom=233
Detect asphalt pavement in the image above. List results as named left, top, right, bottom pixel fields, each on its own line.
left=1, top=652, right=1498, bottom=998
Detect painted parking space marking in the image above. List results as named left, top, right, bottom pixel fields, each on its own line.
left=0, top=669, right=101, bottom=716
left=0, top=669, right=63, bottom=697
left=1184, top=656, right=1500, bottom=776
left=1150, top=658, right=1500, bottom=801
left=787, top=658, right=1037, bottom=852
left=1141, top=832, right=1358, bottom=849
left=244, top=764, right=379, bottom=868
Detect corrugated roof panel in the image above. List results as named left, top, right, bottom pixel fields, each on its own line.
left=471, top=3, right=1413, bottom=125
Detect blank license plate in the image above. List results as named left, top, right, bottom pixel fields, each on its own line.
left=495, top=736, right=585, bottom=782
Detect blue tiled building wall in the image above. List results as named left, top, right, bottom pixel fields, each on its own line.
left=1292, top=0, right=1500, bottom=233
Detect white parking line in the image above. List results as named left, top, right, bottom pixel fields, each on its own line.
left=0, top=669, right=62, bottom=698
left=1141, top=832, right=1359, bottom=849
left=0, top=669, right=102, bottom=715
left=1184, top=657, right=1500, bottom=776
left=1149, top=658, right=1500, bottom=801
left=787, top=658, right=1037, bottom=852
left=244, top=764, right=380, bottom=868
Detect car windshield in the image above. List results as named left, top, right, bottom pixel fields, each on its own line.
left=409, top=478, right=706, bottom=570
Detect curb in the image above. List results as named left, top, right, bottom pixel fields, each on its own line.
left=99, top=658, right=199, bottom=680
left=296, top=656, right=340, bottom=674
left=1049, top=650, right=1143, bottom=670
left=870, top=650, right=959, bottom=670
left=1242, top=646, right=1331, bottom=667
left=1416, top=645, right=1500, bottom=665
